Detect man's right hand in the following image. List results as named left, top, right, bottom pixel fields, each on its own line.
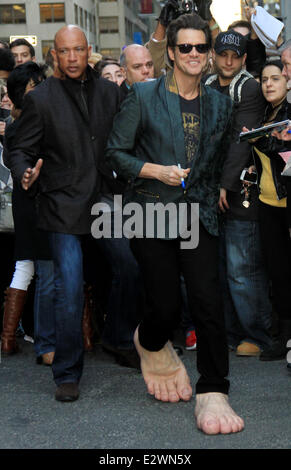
left=158, top=165, right=190, bottom=186
left=139, top=163, right=190, bottom=186
left=219, top=188, right=229, bottom=213
left=158, top=0, right=180, bottom=27
left=21, top=158, right=43, bottom=190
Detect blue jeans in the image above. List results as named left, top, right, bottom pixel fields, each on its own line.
left=48, top=233, right=84, bottom=386
left=220, top=219, right=272, bottom=350
left=96, top=235, right=142, bottom=350
left=34, top=260, right=55, bottom=357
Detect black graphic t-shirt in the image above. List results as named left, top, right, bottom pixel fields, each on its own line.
left=179, top=95, right=200, bottom=168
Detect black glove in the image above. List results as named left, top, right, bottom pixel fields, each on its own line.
left=158, top=0, right=180, bottom=27
left=195, top=0, right=213, bottom=21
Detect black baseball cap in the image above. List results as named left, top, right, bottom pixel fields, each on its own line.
left=214, top=30, right=247, bottom=57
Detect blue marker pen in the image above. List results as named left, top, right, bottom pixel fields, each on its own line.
left=178, top=163, right=186, bottom=189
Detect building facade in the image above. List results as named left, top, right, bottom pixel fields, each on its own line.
left=1, top=1, right=290, bottom=63
left=0, top=0, right=98, bottom=60
left=97, top=0, right=150, bottom=59
left=0, top=0, right=156, bottom=62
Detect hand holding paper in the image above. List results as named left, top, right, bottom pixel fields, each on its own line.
left=251, top=6, right=284, bottom=50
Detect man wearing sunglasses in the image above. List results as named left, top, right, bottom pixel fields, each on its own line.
left=147, top=0, right=219, bottom=78
left=106, top=13, right=244, bottom=435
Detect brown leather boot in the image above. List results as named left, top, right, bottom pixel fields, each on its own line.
left=1, top=287, right=27, bottom=355
left=82, top=285, right=94, bottom=352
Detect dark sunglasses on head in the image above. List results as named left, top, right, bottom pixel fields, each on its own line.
left=176, top=43, right=210, bottom=54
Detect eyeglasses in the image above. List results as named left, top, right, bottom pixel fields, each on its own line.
left=176, top=43, right=210, bottom=54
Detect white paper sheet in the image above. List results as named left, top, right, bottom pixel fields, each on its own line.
left=251, top=6, right=284, bottom=48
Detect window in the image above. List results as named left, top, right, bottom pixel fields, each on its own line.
left=263, top=1, right=281, bottom=17
left=79, top=7, right=83, bottom=28
left=42, top=40, right=54, bottom=60
left=0, top=37, right=9, bottom=45
left=74, top=3, right=78, bottom=24
left=125, top=18, right=133, bottom=39
left=0, top=4, right=26, bottom=24
left=99, top=17, right=119, bottom=34
left=84, top=10, right=88, bottom=30
left=100, top=48, right=120, bottom=60
left=39, top=3, right=65, bottom=23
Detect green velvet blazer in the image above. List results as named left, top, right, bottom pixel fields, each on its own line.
left=106, top=71, right=233, bottom=237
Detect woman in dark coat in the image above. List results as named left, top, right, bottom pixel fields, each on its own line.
left=1, top=62, right=55, bottom=365
left=244, top=60, right=291, bottom=362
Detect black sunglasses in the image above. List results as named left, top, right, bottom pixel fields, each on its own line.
left=176, top=43, right=210, bottom=54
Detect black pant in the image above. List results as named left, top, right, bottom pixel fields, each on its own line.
left=130, top=223, right=230, bottom=395
left=258, top=201, right=291, bottom=320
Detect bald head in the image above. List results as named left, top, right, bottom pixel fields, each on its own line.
left=54, top=25, right=88, bottom=49
left=280, top=41, right=291, bottom=81
left=52, top=25, right=91, bottom=80
left=120, top=44, right=154, bottom=86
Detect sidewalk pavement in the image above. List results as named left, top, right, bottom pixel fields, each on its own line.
left=0, top=336, right=291, bottom=451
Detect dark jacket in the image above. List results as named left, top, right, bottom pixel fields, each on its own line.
left=0, top=109, right=11, bottom=145
left=4, top=119, right=51, bottom=260
left=205, top=73, right=266, bottom=220
left=6, top=66, right=121, bottom=235
left=106, top=71, right=233, bottom=237
left=120, top=80, right=130, bottom=99
left=251, top=99, right=291, bottom=202
left=246, top=35, right=267, bottom=77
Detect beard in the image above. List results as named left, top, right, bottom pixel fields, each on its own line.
left=214, top=62, right=243, bottom=81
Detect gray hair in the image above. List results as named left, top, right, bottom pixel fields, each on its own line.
left=119, top=44, right=149, bottom=68
left=119, top=50, right=126, bottom=68
left=278, top=39, right=291, bottom=55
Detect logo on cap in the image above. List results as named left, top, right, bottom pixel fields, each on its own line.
left=221, top=33, right=241, bottom=47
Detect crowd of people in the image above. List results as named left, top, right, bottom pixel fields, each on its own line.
left=0, top=0, right=291, bottom=436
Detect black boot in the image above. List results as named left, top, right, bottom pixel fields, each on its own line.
left=260, top=319, right=291, bottom=361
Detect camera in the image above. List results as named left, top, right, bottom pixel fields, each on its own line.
left=178, top=0, right=196, bottom=15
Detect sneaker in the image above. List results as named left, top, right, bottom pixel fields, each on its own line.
left=185, top=330, right=197, bottom=350
left=24, top=335, right=34, bottom=344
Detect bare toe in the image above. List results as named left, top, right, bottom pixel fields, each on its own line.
left=201, top=418, right=220, bottom=435
left=134, top=328, right=192, bottom=404
left=145, top=379, right=155, bottom=396
left=159, top=382, right=170, bottom=402
left=166, top=380, right=180, bottom=403
left=195, top=393, right=244, bottom=435
left=178, top=384, right=192, bottom=401
left=153, top=382, right=161, bottom=401
left=220, top=415, right=234, bottom=434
